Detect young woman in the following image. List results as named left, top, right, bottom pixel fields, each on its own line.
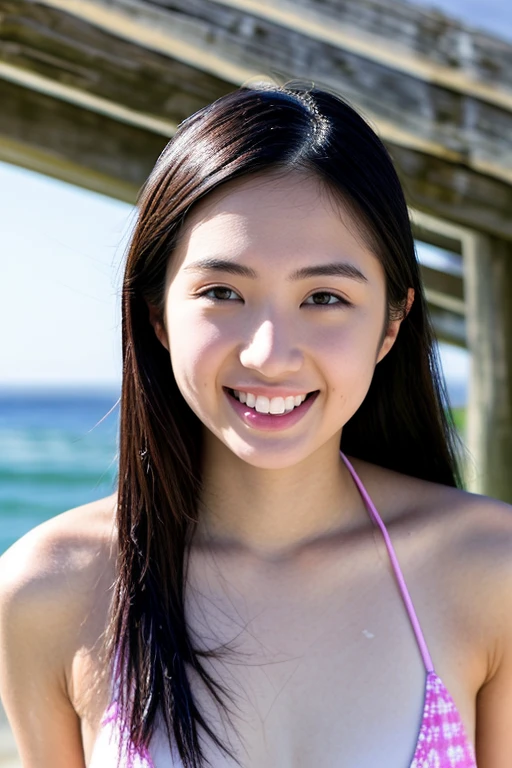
left=1, top=84, right=511, bottom=768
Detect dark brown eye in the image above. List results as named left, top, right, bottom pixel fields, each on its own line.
left=305, top=292, right=350, bottom=307
left=211, top=287, right=233, bottom=300
left=199, top=286, right=240, bottom=301
left=312, top=292, right=332, bottom=305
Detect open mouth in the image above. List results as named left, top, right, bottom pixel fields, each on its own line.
left=225, top=387, right=319, bottom=411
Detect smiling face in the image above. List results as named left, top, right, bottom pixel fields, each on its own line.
left=149, top=171, right=409, bottom=470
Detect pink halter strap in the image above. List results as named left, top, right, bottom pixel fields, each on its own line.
left=340, top=450, right=435, bottom=674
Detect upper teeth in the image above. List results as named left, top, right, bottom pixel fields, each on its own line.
left=233, top=390, right=308, bottom=414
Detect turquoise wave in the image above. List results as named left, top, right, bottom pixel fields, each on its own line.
left=0, top=390, right=120, bottom=554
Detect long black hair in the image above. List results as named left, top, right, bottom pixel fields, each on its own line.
left=106, top=83, right=463, bottom=767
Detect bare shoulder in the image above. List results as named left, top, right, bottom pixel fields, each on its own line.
left=0, top=495, right=119, bottom=765
left=0, top=494, right=118, bottom=705
left=0, top=492, right=118, bottom=609
left=348, top=454, right=512, bottom=592
left=349, top=453, right=512, bottom=548
left=351, top=455, right=512, bottom=657
left=415, top=475, right=512, bottom=608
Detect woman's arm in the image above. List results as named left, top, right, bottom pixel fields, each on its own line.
left=472, top=499, right=512, bottom=767
left=476, top=641, right=512, bottom=767
left=0, top=522, right=91, bottom=768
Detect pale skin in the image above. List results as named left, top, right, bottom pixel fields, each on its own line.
left=1, top=171, right=512, bottom=766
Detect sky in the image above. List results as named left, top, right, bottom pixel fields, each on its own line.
left=0, top=160, right=470, bottom=404
left=1, top=161, right=131, bottom=389
left=406, top=0, right=512, bottom=41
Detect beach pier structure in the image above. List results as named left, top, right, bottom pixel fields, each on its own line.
left=1, top=0, right=511, bottom=499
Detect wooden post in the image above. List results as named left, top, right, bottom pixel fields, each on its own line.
left=464, top=234, right=512, bottom=502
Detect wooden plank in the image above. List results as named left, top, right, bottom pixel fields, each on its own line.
left=0, top=77, right=163, bottom=201
left=429, top=306, right=466, bottom=348
left=0, top=0, right=231, bottom=125
left=211, top=0, right=512, bottom=95
left=464, top=234, right=512, bottom=502
left=3, top=1, right=511, bottom=182
left=410, top=207, right=473, bottom=252
left=1, top=0, right=510, bottom=239
left=124, top=0, right=512, bottom=178
left=389, top=143, right=512, bottom=240
left=412, top=226, right=462, bottom=256
left=420, top=265, right=464, bottom=303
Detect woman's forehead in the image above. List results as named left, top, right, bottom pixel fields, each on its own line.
left=170, top=172, right=380, bottom=277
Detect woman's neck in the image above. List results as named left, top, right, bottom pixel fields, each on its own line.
left=195, top=437, right=367, bottom=558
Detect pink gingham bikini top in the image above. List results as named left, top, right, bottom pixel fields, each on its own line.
left=89, top=451, right=477, bottom=768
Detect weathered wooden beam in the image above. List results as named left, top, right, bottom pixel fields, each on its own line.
left=420, top=266, right=464, bottom=305
left=0, top=77, right=163, bottom=201
left=212, top=0, right=512, bottom=96
left=118, top=0, right=512, bottom=182
left=412, top=227, right=462, bottom=257
left=0, top=0, right=231, bottom=126
left=428, top=306, right=466, bottom=349
left=1, top=0, right=511, bottom=240
left=464, top=235, right=512, bottom=502
left=389, top=143, right=512, bottom=242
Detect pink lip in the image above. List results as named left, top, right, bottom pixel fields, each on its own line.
left=224, top=387, right=320, bottom=432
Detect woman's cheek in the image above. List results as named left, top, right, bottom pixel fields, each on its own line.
left=168, top=305, right=222, bottom=360
left=168, top=317, right=228, bottom=401
left=330, top=337, right=377, bottom=409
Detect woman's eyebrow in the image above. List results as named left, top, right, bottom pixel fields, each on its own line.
left=184, top=258, right=368, bottom=283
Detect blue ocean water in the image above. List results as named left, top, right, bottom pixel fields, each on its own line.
left=0, top=390, right=120, bottom=555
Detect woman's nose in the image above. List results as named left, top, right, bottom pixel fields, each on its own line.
left=238, top=319, right=303, bottom=377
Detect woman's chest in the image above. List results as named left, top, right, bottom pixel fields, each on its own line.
left=186, top=640, right=428, bottom=768
left=86, top=519, right=484, bottom=768
left=178, top=545, right=478, bottom=768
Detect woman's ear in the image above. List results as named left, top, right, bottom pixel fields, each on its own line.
left=376, top=287, right=415, bottom=364
left=147, top=302, right=170, bottom=351
left=404, top=287, right=415, bottom=318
